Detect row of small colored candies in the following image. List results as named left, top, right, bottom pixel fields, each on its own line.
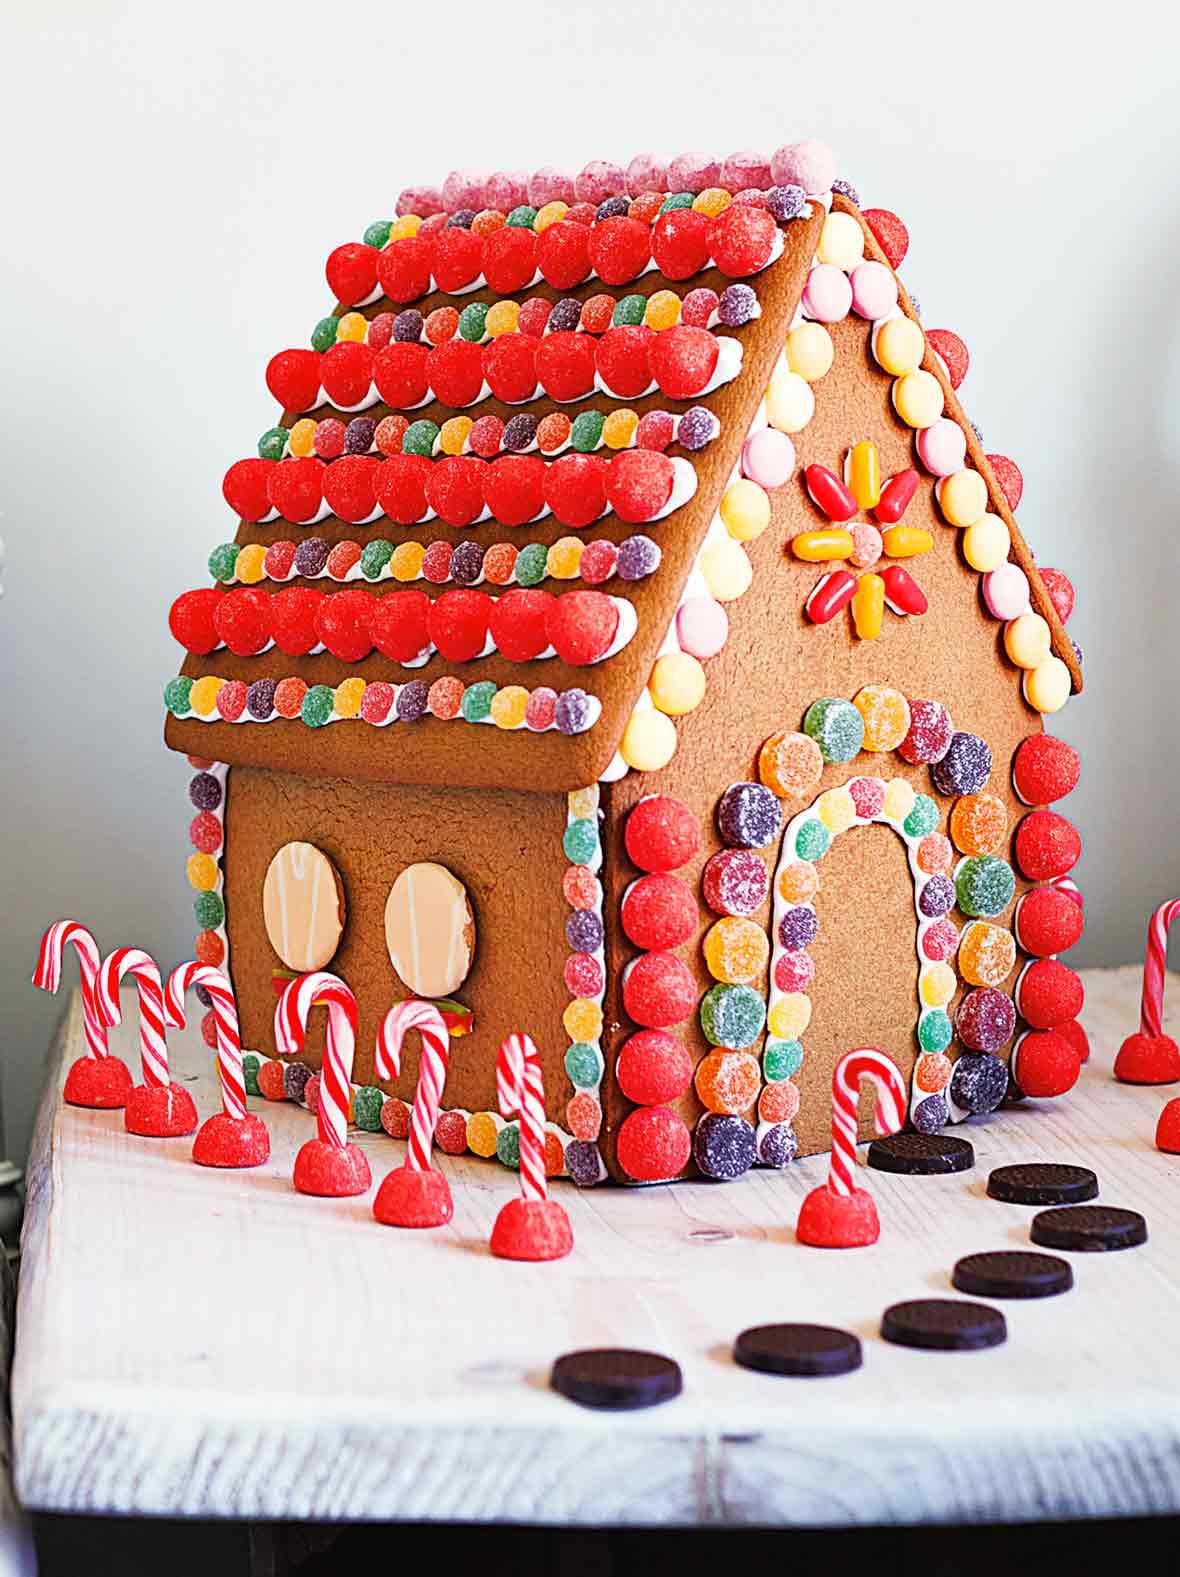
left=164, top=672, right=599, bottom=733
left=209, top=531, right=662, bottom=590
left=560, top=787, right=609, bottom=1186
left=613, top=796, right=707, bottom=1183
left=186, top=764, right=228, bottom=1013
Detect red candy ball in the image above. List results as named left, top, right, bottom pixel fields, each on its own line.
left=484, top=333, right=540, bottom=405
left=1017, top=958, right=1085, bottom=1030
left=1013, top=1030, right=1080, bottom=1098
left=370, top=589, right=431, bottom=663
left=271, top=587, right=323, bottom=655
left=987, top=453, right=1023, bottom=510
left=1012, top=734, right=1081, bottom=805
left=925, top=328, right=969, bottom=390
left=214, top=587, right=271, bottom=656
left=430, top=227, right=483, bottom=292
left=1015, top=887, right=1085, bottom=958
left=651, top=208, right=711, bottom=281
left=708, top=203, right=776, bottom=277
left=169, top=588, right=223, bottom=654
left=315, top=588, right=374, bottom=661
left=616, top=1104, right=692, bottom=1182
left=376, top=236, right=434, bottom=303
left=587, top=216, right=651, bottom=285
left=1015, top=810, right=1081, bottom=882
left=622, top=951, right=697, bottom=1028
left=862, top=208, right=909, bottom=269
left=429, top=588, right=490, bottom=662
left=488, top=587, right=553, bottom=662
left=428, top=338, right=486, bottom=408
left=377, top=453, right=432, bottom=524
left=426, top=455, right=486, bottom=526
left=265, top=349, right=321, bottom=412
left=537, top=221, right=592, bottom=290
left=222, top=457, right=276, bottom=522
left=484, top=453, right=546, bottom=526
left=545, top=453, right=608, bottom=528
left=616, top=1030, right=695, bottom=1106
left=625, top=795, right=700, bottom=872
left=649, top=325, right=719, bottom=399
left=319, top=341, right=373, bottom=408
left=536, top=331, right=597, bottom=401
left=481, top=225, right=538, bottom=294
left=323, top=454, right=379, bottom=523
left=268, top=457, right=324, bottom=523
left=594, top=325, right=654, bottom=398
left=621, top=873, right=698, bottom=950
left=607, top=449, right=675, bottom=522
left=374, top=342, right=431, bottom=407
left=546, top=590, right=619, bottom=665
left=1039, top=567, right=1075, bottom=624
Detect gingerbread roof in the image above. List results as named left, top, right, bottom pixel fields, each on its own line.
left=163, top=149, right=1079, bottom=793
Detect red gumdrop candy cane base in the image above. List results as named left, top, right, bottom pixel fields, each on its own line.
left=796, top=1048, right=908, bottom=1249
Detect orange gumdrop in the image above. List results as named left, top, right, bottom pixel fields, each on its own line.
left=694, top=1049, right=761, bottom=1115
left=777, top=860, right=820, bottom=905
left=950, top=793, right=1008, bottom=856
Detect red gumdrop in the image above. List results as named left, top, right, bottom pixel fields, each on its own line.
left=483, top=453, right=546, bottom=526
left=546, top=589, right=619, bottom=665
left=862, top=208, right=909, bottom=269
left=169, top=588, right=223, bottom=654
left=1039, top=567, right=1075, bottom=624
left=594, top=325, right=654, bottom=398
left=488, top=587, right=553, bottom=662
left=490, top=1197, right=574, bottom=1261
left=315, top=588, right=374, bottom=661
left=377, top=453, right=433, bottom=524
left=268, top=457, right=325, bottom=523
left=796, top=1184, right=880, bottom=1248
left=265, top=348, right=321, bottom=412
left=708, top=203, right=776, bottom=277
left=1157, top=1098, right=1180, bottom=1153
left=271, top=587, right=323, bottom=656
left=430, top=226, right=484, bottom=292
left=428, top=588, right=490, bottom=662
left=1017, top=958, right=1085, bottom=1029
left=651, top=208, right=711, bottom=280
left=624, top=795, right=700, bottom=872
left=326, top=241, right=379, bottom=306
left=428, top=339, right=486, bottom=408
left=481, top=225, right=538, bottom=293
left=373, top=1163, right=454, bottom=1228
left=426, top=455, right=486, bottom=526
left=1013, top=1030, right=1080, bottom=1098
left=517, top=296, right=553, bottom=338
left=616, top=1105, right=692, bottom=1182
left=537, top=220, right=592, bottom=289
left=484, top=333, right=540, bottom=404
left=293, top=1137, right=372, bottom=1197
left=615, top=1031, right=694, bottom=1106
left=897, top=697, right=953, bottom=765
left=1056, top=1017, right=1090, bottom=1064
left=124, top=1082, right=199, bottom=1138
left=1114, top=1033, right=1180, bottom=1086
left=323, top=454, right=379, bottom=523
left=622, top=952, right=697, bottom=1028
left=926, top=328, right=969, bottom=389
left=214, top=587, right=272, bottom=656
left=63, top=1055, right=134, bottom=1110
left=320, top=341, right=374, bottom=408
left=649, top=325, right=719, bottom=399
left=621, top=873, right=698, bottom=950
left=223, top=457, right=276, bottom=521
left=987, top=453, right=1023, bottom=510
left=192, top=1112, right=270, bottom=1169
left=587, top=216, right=651, bottom=285
left=606, top=449, right=675, bottom=523
left=1015, top=810, right=1082, bottom=882
left=545, top=453, right=608, bottom=528
left=370, top=589, right=431, bottom=663
left=1015, top=887, right=1085, bottom=958
left=215, top=680, right=247, bottom=721
left=377, top=236, right=435, bottom=304
left=536, top=331, right=597, bottom=401
left=1012, top=734, right=1081, bottom=805
left=374, top=342, right=431, bottom=408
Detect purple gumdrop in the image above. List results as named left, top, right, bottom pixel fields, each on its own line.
left=395, top=680, right=428, bottom=722
left=566, top=910, right=604, bottom=953
left=694, top=1114, right=756, bottom=1181
left=758, top=1122, right=798, bottom=1169
left=189, top=772, right=222, bottom=811
left=918, top=874, right=955, bottom=919
left=616, top=536, right=660, bottom=580
left=555, top=689, right=593, bottom=734
left=717, top=782, right=782, bottom=849
left=778, top=906, right=818, bottom=951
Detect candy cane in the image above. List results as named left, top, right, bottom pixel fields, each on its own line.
left=496, top=1033, right=548, bottom=1204
left=1140, top=900, right=1180, bottom=1038
left=33, top=921, right=107, bottom=1059
left=827, top=1047, right=908, bottom=1195
left=275, top=971, right=357, bottom=1148
left=374, top=999, right=450, bottom=1170
left=164, top=963, right=246, bottom=1120
left=95, top=948, right=169, bottom=1087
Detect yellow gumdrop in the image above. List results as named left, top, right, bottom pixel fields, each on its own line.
left=490, top=685, right=529, bottom=729
left=703, top=917, right=769, bottom=985
left=1024, top=656, right=1071, bottom=714
left=234, top=543, right=267, bottom=585
left=919, top=962, right=957, bottom=1008
left=817, top=210, right=865, bottom=270
left=602, top=408, right=639, bottom=449
left=766, top=369, right=815, bottom=433
left=791, top=528, right=855, bottom=562
left=288, top=418, right=316, bottom=458
left=187, top=852, right=218, bottom=891
left=882, top=525, right=934, bottom=558
left=785, top=321, right=834, bottom=382
left=851, top=572, right=884, bottom=638
left=189, top=676, right=222, bottom=717
left=620, top=709, right=678, bottom=772
left=563, top=998, right=603, bottom=1041
left=649, top=651, right=706, bottom=715
left=391, top=541, right=425, bottom=581
left=485, top=300, right=520, bottom=338
left=720, top=478, right=771, bottom=541
left=334, top=676, right=365, bottom=718
left=439, top=416, right=473, bottom=456
left=534, top=200, right=569, bottom=231
left=854, top=686, right=911, bottom=751
left=874, top=315, right=924, bottom=375
left=546, top=537, right=583, bottom=579
left=389, top=215, right=421, bottom=240
left=939, top=468, right=988, bottom=528
left=883, top=777, right=916, bottom=821
left=466, top=1110, right=500, bottom=1158
left=893, top=369, right=944, bottom=429
left=768, top=993, right=812, bottom=1041
left=963, top=514, right=1010, bottom=572
left=777, top=861, right=820, bottom=904
left=692, top=187, right=732, bottom=217
left=847, top=440, right=881, bottom=509
left=336, top=311, right=368, bottom=343
left=700, top=539, right=753, bottom=601
left=816, top=786, right=856, bottom=835
left=568, top=785, right=599, bottom=819
left=1004, top=611, right=1052, bottom=669
left=644, top=289, right=682, bottom=330
left=958, top=921, right=1016, bottom=987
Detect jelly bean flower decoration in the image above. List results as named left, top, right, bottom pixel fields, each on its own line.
left=793, top=440, right=931, bottom=640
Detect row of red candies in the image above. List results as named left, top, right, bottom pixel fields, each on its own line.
left=265, top=321, right=722, bottom=413
left=324, top=204, right=779, bottom=307
left=169, top=584, right=622, bottom=667
left=223, top=448, right=677, bottom=529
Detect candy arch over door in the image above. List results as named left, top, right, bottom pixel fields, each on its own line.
left=384, top=862, right=477, bottom=1000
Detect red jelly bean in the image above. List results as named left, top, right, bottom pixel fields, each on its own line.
left=483, top=453, right=546, bottom=526
left=315, top=588, right=374, bottom=661
left=374, top=342, right=431, bottom=408
left=805, top=464, right=857, bottom=522
left=874, top=468, right=920, bottom=524
left=377, top=454, right=433, bottom=524
left=376, top=236, right=434, bottom=303
left=1012, top=734, right=1080, bottom=805
left=481, top=225, right=538, bottom=294
left=606, top=449, right=675, bottom=523
left=268, top=457, right=324, bottom=523
left=648, top=325, right=719, bottom=399
left=536, top=331, right=597, bottom=401
left=708, top=203, right=776, bottom=276
left=169, top=588, right=222, bottom=654
left=587, top=215, right=651, bottom=285
left=488, top=587, right=553, bottom=662
left=804, top=569, right=857, bottom=624
left=880, top=563, right=929, bottom=616
left=1015, top=887, right=1085, bottom=958
left=483, top=333, right=539, bottom=404
left=1015, top=810, right=1082, bottom=882
left=319, top=341, right=374, bottom=408
left=325, top=241, right=378, bottom=306
left=616, top=1031, right=695, bottom=1106
left=545, top=590, right=619, bottom=665
left=322, top=455, right=379, bottom=523
left=214, top=587, right=272, bottom=656
left=1013, top=1029, right=1080, bottom=1098
left=428, top=588, right=490, bottom=662
left=428, top=339, right=486, bottom=408
left=987, top=453, right=1023, bottom=510
left=621, top=873, right=698, bottom=950
left=1017, top=958, right=1085, bottom=1030
left=624, top=796, right=700, bottom=873
left=426, top=455, right=486, bottom=527
left=222, top=457, right=276, bottom=521
left=651, top=208, right=711, bottom=280
left=545, top=453, right=608, bottom=528
left=265, top=349, right=321, bottom=412
left=537, top=221, right=592, bottom=290
left=369, top=589, right=431, bottom=663
left=862, top=208, right=909, bottom=268
left=594, top=325, right=654, bottom=398
left=430, top=227, right=483, bottom=292
left=926, top=328, right=969, bottom=389
left=271, top=587, right=323, bottom=656
left=616, top=1105, right=692, bottom=1182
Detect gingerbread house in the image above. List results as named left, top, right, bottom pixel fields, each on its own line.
left=163, top=141, right=1086, bottom=1186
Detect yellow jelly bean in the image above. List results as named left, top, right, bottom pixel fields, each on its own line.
left=602, top=408, right=639, bottom=449
left=920, top=962, right=957, bottom=1009
left=766, top=368, right=815, bottom=433
left=234, top=543, right=267, bottom=585
left=785, top=322, right=833, bottom=382
left=854, top=686, right=911, bottom=751
left=466, top=1110, right=501, bottom=1158
left=791, top=528, right=855, bottom=562
left=389, top=215, right=421, bottom=240
left=874, top=315, right=924, bottom=375
left=882, top=525, right=934, bottom=558
left=883, top=777, right=916, bottom=820
left=649, top=651, right=706, bottom=715
left=939, top=468, right=988, bottom=528
left=851, top=572, right=884, bottom=639
left=644, top=289, right=681, bottom=330
left=534, top=200, right=568, bottom=231
left=963, top=514, right=1010, bottom=572
left=391, top=541, right=425, bottom=581
left=334, top=677, right=365, bottom=718
left=703, top=917, right=769, bottom=985
left=336, top=311, right=367, bottom=343
left=817, top=210, right=865, bottom=270
left=620, top=708, right=678, bottom=771
left=768, top=993, right=812, bottom=1041
left=189, top=676, right=222, bottom=717
left=892, top=369, right=944, bottom=429
left=186, top=852, right=218, bottom=891
left=439, top=416, right=473, bottom=456
left=847, top=440, right=881, bottom=509
left=563, top=998, right=603, bottom=1041
left=720, top=478, right=771, bottom=541
left=692, top=187, right=732, bottom=217
left=546, top=537, right=583, bottom=579
left=1024, top=656, right=1071, bottom=714
left=1004, top=611, right=1052, bottom=669
left=485, top=300, right=520, bottom=338
left=700, top=539, right=753, bottom=601
left=567, top=785, right=599, bottom=819
left=288, top=418, right=316, bottom=458
left=490, top=685, right=529, bottom=729
left=816, top=786, right=856, bottom=835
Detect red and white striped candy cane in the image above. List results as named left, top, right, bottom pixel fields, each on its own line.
left=275, top=972, right=357, bottom=1149
left=374, top=999, right=450, bottom=1171
left=33, top=921, right=108, bottom=1060
left=164, top=963, right=246, bottom=1121
left=496, top=1033, right=548, bottom=1204
left=95, top=948, right=169, bottom=1087
left=1140, top=900, right=1180, bottom=1038
left=827, top=1047, right=908, bottom=1196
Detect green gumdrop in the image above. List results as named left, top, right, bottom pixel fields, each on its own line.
left=352, top=1086, right=384, bottom=1132
left=403, top=419, right=439, bottom=457
left=795, top=819, right=830, bottom=861
left=918, top=1009, right=953, bottom=1053
left=207, top=543, right=240, bottom=582
left=700, top=983, right=766, bottom=1050
left=612, top=293, right=647, bottom=325
left=301, top=684, right=336, bottom=729
left=571, top=410, right=605, bottom=452
left=361, top=539, right=394, bottom=580
left=242, top=1053, right=261, bottom=1097
left=763, top=1039, right=804, bottom=1081
left=659, top=193, right=695, bottom=213
left=460, top=681, right=495, bottom=722
left=904, top=794, right=940, bottom=839
left=164, top=676, right=193, bottom=716
left=507, top=206, right=538, bottom=228
left=458, top=301, right=489, bottom=342
left=311, top=316, right=340, bottom=352
left=363, top=219, right=392, bottom=249
left=955, top=855, right=1015, bottom=919
left=565, top=1042, right=603, bottom=1089
left=803, top=697, right=865, bottom=764
left=515, top=542, right=549, bottom=586
left=496, top=1122, right=521, bottom=1169
left=258, top=426, right=289, bottom=460
left=194, top=890, right=224, bottom=930
left=562, top=819, right=598, bottom=864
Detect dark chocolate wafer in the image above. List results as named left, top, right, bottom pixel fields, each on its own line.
left=881, top=1298, right=1006, bottom=1351
left=733, top=1323, right=862, bottom=1377
left=952, top=1250, right=1073, bottom=1299
left=987, top=1163, right=1098, bottom=1205
left=867, top=1132, right=975, bottom=1175
left=1030, top=1206, right=1147, bottom=1253
left=551, top=1348, right=683, bottom=1410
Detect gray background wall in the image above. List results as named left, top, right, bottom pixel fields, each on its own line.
left=3, top=0, right=1178, bottom=1165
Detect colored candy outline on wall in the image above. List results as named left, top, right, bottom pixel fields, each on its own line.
left=1115, top=900, right=1180, bottom=1085
left=490, top=1033, right=574, bottom=1262
left=164, top=962, right=270, bottom=1169
left=275, top=971, right=372, bottom=1198
left=561, top=785, right=608, bottom=1185
left=95, top=947, right=199, bottom=1139
left=796, top=1047, right=907, bottom=1248
left=33, top=920, right=134, bottom=1109
left=372, top=998, right=454, bottom=1228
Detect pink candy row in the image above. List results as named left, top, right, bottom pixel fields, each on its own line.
left=397, top=141, right=838, bottom=219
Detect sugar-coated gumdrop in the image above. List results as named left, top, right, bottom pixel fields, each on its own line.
left=956, top=988, right=1016, bottom=1053
left=1012, top=734, right=1080, bottom=806
left=1017, top=958, right=1084, bottom=1029
left=545, top=590, right=619, bottom=665
left=694, top=1049, right=760, bottom=1115
left=796, top=1184, right=880, bottom=1248
left=616, top=1030, right=694, bottom=1106
left=949, top=1052, right=1008, bottom=1115
left=607, top=450, right=674, bottom=523
left=546, top=452, right=608, bottom=528
left=1113, top=1031, right=1180, bottom=1086
left=986, top=453, right=1024, bottom=510
left=223, top=457, right=276, bottom=521
left=1039, top=567, right=1075, bottom=624
left=123, top=1082, right=200, bottom=1140
left=588, top=216, right=652, bottom=285
left=708, top=204, right=776, bottom=277
left=770, top=139, right=836, bottom=196
left=490, top=1197, right=574, bottom=1261
left=621, top=874, right=698, bottom=951
left=623, top=952, right=697, bottom=1028
left=702, top=849, right=770, bottom=917
left=1055, top=1017, right=1089, bottom=1065
left=536, top=331, right=597, bottom=401
left=651, top=208, right=711, bottom=280
left=649, top=325, right=719, bottom=400
left=268, top=456, right=324, bottom=523
left=213, top=587, right=271, bottom=656
left=266, top=348, right=321, bottom=412
left=862, top=208, right=909, bottom=269
left=1015, top=810, right=1081, bottom=882
left=758, top=730, right=823, bottom=799
left=717, top=782, right=783, bottom=849
left=853, top=686, right=911, bottom=752
left=1013, top=1031, right=1080, bottom=1098
left=617, top=1105, right=693, bottom=1182
left=694, top=1113, right=757, bottom=1181
left=931, top=732, right=992, bottom=797
left=1157, top=1099, right=1180, bottom=1153
left=925, top=328, right=969, bottom=390
left=955, top=855, right=1015, bottom=920
left=320, top=341, right=374, bottom=408
left=482, top=225, right=538, bottom=294
left=1015, top=887, right=1085, bottom=957
left=192, top=1112, right=270, bottom=1169
left=595, top=325, right=654, bottom=399
left=169, top=588, right=223, bottom=655
left=949, top=793, right=1007, bottom=857
left=803, top=697, right=865, bottom=764
left=957, top=921, right=1015, bottom=988
left=703, top=917, right=769, bottom=985
left=625, top=795, right=700, bottom=872
left=62, top=1055, right=135, bottom=1110
left=897, top=697, right=952, bottom=765
left=316, top=588, right=374, bottom=661
left=428, top=587, right=489, bottom=662
left=700, top=982, right=765, bottom=1049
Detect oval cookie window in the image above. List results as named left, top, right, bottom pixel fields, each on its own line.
left=263, top=842, right=346, bottom=972
left=384, top=863, right=475, bottom=998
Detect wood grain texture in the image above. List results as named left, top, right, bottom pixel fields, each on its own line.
left=14, top=972, right=1180, bottom=1527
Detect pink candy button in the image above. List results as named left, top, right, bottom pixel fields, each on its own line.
left=983, top=563, right=1031, bottom=620
left=741, top=429, right=796, bottom=489
left=916, top=417, right=968, bottom=477
left=850, top=261, right=898, bottom=321
left=801, top=264, right=853, bottom=324
left=676, top=597, right=729, bottom=659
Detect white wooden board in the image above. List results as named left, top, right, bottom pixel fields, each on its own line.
left=13, top=968, right=1180, bottom=1527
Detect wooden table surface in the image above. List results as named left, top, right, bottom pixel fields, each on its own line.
left=13, top=967, right=1180, bottom=1529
